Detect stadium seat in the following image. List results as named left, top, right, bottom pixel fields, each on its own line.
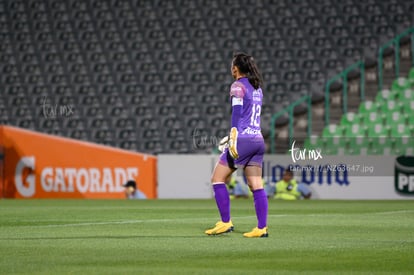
left=165, top=128, right=185, bottom=139
left=375, top=89, right=397, bottom=103
left=64, top=118, right=86, bottom=129
left=89, top=118, right=110, bottom=129
left=304, top=135, right=323, bottom=149
left=139, top=117, right=158, bottom=130
left=384, top=111, right=406, bottom=125
left=108, top=106, right=126, bottom=117
left=406, top=111, right=414, bottom=125
left=359, top=100, right=379, bottom=115
left=340, top=112, right=361, bottom=127
left=380, top=100, right=402, bottom=113
left=81, top=95, right=100, bottom=106
left=143, top=129, right=161, bottom=139
left=85, top=106, right=103, bottom=117
left=324, top=136, right=347, bottom=154
left=361, top=112, right=383, bottom=125
left=110, top=116, right=131, bottom=129
left=345, top=124, right=366, bottom=137
left=118, top=129, right=136, bottom=140
left=120, top=141, right=137, bottom=151
left=162, top=117, right=182, bottom=129
left=400, top=89, right=414, bottom=101
left=367, top=123, right=389, bottom=137
left=144, top=140, right=163, bottom=154
left=390, top=124, right=411, bottom=137
left=167, top=140, right=188, bottom=153
left=391, top=77, right=411, bottom=94
left=18, top=118, right=36, bottom=129
left=134, top=106, right=153, bottom=118
left=367, top=143, right=389, bottom=155
left=347, top=136, right=369, bottom=153
left=409, top=67, right=414, bottom=82
left=393, top=136, right=414, bottom=155
left=40, top=118, right=60, bottom=130
left=11, top=106, right=32, bottom=118
left=322, top=124, right=344, bottom=137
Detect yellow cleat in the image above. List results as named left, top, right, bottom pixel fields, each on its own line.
left=205, top=221, right=234, bottom=235
left=243, top=227, right=268, bottom=238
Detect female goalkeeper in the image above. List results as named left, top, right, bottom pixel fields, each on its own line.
left=205, top=52, right=268, bottom=238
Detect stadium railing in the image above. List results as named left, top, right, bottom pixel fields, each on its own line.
left=270, top=95, right=312, bottom=154
left=378, top=27, right=414, bottom=91
left=269, top=26, right=414, bottom=154
left=324, top=61, right=365, bottom=126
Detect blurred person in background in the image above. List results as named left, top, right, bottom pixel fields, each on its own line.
left=123, top=180, right=146, bottom=199
left=226, top=174, right=251, bottom=199
left=273, top=167, right=312, bottom=200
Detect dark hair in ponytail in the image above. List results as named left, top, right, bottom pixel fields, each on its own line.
left=232, top=52, right=263, bottom=89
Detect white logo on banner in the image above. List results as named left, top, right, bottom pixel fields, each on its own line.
left=289, top=140, right=323, bottom=163
left=15, top=156, right=36, bottom=197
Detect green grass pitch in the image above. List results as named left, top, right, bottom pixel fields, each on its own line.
left=0, top=199, right=413, bottom=274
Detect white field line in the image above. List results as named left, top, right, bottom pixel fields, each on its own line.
left=16, top=215, right=281, bottom=228
left=12, top=210, right=414, bottom=229
left=370, top=209, right=414, bottom=215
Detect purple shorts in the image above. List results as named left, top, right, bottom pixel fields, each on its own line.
left=219, top=136, right=265, bottom=169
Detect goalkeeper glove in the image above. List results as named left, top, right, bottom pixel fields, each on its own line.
left=228, top=127, right=239, bottom=159
left=217, top=136, right=229, bottom=153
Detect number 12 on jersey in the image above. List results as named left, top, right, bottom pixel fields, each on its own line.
left=250, top=104, right=261, bottom=127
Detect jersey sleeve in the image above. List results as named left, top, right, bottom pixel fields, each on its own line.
left=229, top=81, right=246, bottom=98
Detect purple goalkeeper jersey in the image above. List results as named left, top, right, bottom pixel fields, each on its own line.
left=220, top=77, right=265, bottom=168
left=230, top=77, right=263, bottom=138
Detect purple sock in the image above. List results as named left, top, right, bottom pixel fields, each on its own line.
left=213, top=183, right=230, bottom=222
left=253, top=189, right=268, bottom=229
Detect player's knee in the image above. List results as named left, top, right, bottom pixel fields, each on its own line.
left=248, top=180, right=263, bottom=191
left=211, top=175, right=226, bottom=184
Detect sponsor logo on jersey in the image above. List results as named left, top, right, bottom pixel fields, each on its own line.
left=241, top=127, right=261, bottom=135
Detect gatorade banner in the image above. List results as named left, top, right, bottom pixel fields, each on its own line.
left=0, top=125, right=157, bottom=199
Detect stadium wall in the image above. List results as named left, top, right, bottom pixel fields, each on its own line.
left=158, top=154, right=414, bottom=200
left=0, top=126, right=157, bottom=199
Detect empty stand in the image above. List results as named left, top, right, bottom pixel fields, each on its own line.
left=0, top=0, right=412, bottom=154
left=313, top=68, right=414, bottom=155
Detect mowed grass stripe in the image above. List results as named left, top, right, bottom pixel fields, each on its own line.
left=0, top=200, right=413, bottom=274
left=2, top=209, right=413, bottom=229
